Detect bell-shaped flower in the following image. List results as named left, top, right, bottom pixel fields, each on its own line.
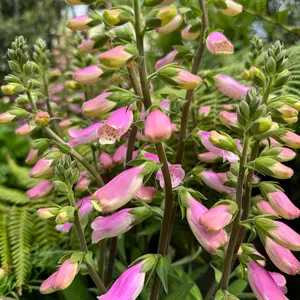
left=37, top=207, right=59, bottom=220
left=248, top=260, right=286, bottom=300
left=156, top=164, right=185, bottom=188
left=155, top=50, right=178, bottom=71
left=254, top=198, right=278, bottom=216
left=199, top=106, right=211, bottom=117
left=74, top=171, right=91, bottom=192
left=215, top=74, right=249, bottom=99
left=219, top=111, right=239, bottom=129
left=25, top=148, right=40, bottom=165
left=199, top=201, right=237, bottom=231
left=206, top=32, right=234, bottom=55
left=269, top=272, right=287, bottom=294
left=277, top=131, right=300, bottom=149
left=156, top=14, right=183, bottom=35
left=98, top=107, right=133, bottom=145
left=16, top=123, right=36, bottom=136
left=30, top=158, right=54, bottom=178
left=69, top=123, right=102, bottom=147
left=219, top=0, right=243, bottom=16
left=26, top=180, right=53, bottom=200
left=72, top=65, right=103, bottom=84
left=66, top=14, right=93, bottom=31
left=91, top=161, right=155, bottom=213
left=186, top=192, right=228, bottom=254
left=134, top=185, right=157, bottom=203
left=99, top=152, right=114, bottom=169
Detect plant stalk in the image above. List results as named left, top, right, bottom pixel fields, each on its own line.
left=220, top=136, right=250, bottom=290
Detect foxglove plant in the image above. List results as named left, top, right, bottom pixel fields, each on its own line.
left=1, top=0, right=300, bottom=298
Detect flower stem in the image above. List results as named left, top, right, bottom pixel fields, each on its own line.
left=175, top=0, right=209, bottom=164
left=220, top=136, right=250, bottom=290
left=105, top=237, right=118, bottom=285
left=68, top=187, right=106, bottom=294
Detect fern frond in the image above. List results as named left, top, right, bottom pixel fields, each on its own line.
left=0, top=185, right=29, bottom=205
left=0, top=214, right=11, bottom=273
left=8, top=207, right=33, bottom=294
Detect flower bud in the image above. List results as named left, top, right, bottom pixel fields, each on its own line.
left=206, top=32, right=234, bottom=55
left=250, top=116, right=273, bottom=134
left=254, top=198, right=278, bottom=216
left=275, top=147, right=296, bottom=162
left=37, top=207, right=59, bottom=219
left=91, top=161, right=155, bottom=213
left=143, top=0, right=175, bottom=7
left=209, top=131, right=237, bottom=152
left=98, top=107, right=133, bottom=145
left=273, top=70, right=291, bottom=88
left=199, top=201, right=237, bottom=232
left=254, top=218, right=300, bottom=251
left=146, top=5, right=177, bottom=29
left=25, top=148, right=40, bottom=165
left=155, top=50, right=178, bottom=71
left=1, top=83, right=25, bottom=95
left=186, top=192, right=228, bottom=254
left=198, top=152, right=222, bottom=164
left=277, top=131, right=300, bottom=149
left=92, top=208, right=138, bottom=243
left=35, top=111, right=50, bottom=126
left=181, top=24, right=200, bottom=40
left=72, top=65, right=103, bottom=84
left=215, top=74, right=249, bottom=99
left=259, top=182, right=300, bottom=219
left=78, top=35, right=108, bottom=53
left=199, top=170, right=235, bottom=195
left=99, top=45, right=137, bottom=68
left=219, top=111, right=238, bottom=128
left=219, top=0, right=243, bottom=16
left=99, top=152, right=114, bottom=169
left=0, top=111, right=16, bottom=124
left=265, top=237, right=300, bottom=275
left=157, top=14, right=183, bottom=35
left=145, top=109, right=172, bottom=143
left=16, top=123, right=36, bottom=136
left=249, top=66, right=266, bottom=87
left=30, top=158, right=54, bottom=178
left=134, top=185, right=157, bottom=203
left=74, top=171, right=91, bottom=191
left=157, top=66, right=202, bottom=90
left=69, top=123, right=102, bottom=147
left=27, top=180, right=53, bottom=200
left=103, top=8, right=132, bottom=27
left=156, top=164, right=185, bottom=188
left=248, top=260, right=286, bottom=300
left=253, top=157, right=293, bottom=180
left=199, top=106, right=211, bottom=117
left=40, top=272, right=57, bottom=294
left=66, top=14, right=99, bottom=31
left=55, top=207, right=75, bottom=224
left=98, top=262, right=146, bottom=300
left=238, top=244, right=266, bottom=267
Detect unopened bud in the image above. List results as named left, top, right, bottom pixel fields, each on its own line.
left=209, top=131, right=237, bottom=152
left=249, top=66, right=266, bottom=87
left=35, top=111, right=50, bottom=126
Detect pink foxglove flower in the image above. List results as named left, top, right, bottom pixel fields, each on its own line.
left=134, top=185, right=157, bottom=203
left=145, top=109, right=172, bottom=143
left=156, top=14, right=183, bottom=35
left=30, top=158, right=54, bottom=178
left=25, top=148, right=40, bottom=165
left=259, top=182, right=300, bottom=219
left=98, top=263, right=145, bottom=300
left=56, top=223, right=73, bottom=233
left=206, top=32, right=234, bottom=55
left=82, top=92, right=117, bottom=117
left=66, top=14, right=93, bottom=31
left=199, top=106, right=211, bottom=117
left=92, top=208, right=137, bottom=243
left=78, top=39, right=97, bottom=53
left=74, top=171, right=91, bottom=192
left=72, top=65, right=103, bottom=84
left=199, top=170, right=235, bottom=195
left=269, top=272, right=287, bottom=294
left=248, top=260, right=286, bottom=300
left=155, top=50, right=178, bottom=71
left=69, top=123, right=102, bottom=147
left=265, top=237, right=300, bottom=275
left=99, top=45, right=137, bottom=68
left=16, top=123, right=36, bottom=136
left=91, top=162, right=154, bottom=213
left=99, top=152, right=114, bottom=169
left=220, top=0, right=243, bottom=16
left=198, top=152, right=221, bottom=164
left=255, top=218, right=300, bottom=251
left=255, top=199, right=278, bottom=216
left=274, top=147, right=296, bottom=162
left=98, top=107, right=133, bottom=145
left=238, top=244, right=266, bottom=267
left=277, top=131, right=300, bottom=149
left=156, top=164, right=185, bottom=188
left=219, top=111, right=238, bottom=128
left=215, top=74, right=249, bottom=99
left=0, top=112, right=16, bottom=124
left=26, top=180, right=53, bottom=200
left=199, top=202, right=237, bottom=232
left=181, top=24, right=200, bottom=40
left=40, top=259, right=78, bottom=294
left=37, top=207, right=59, bottom=220
left=186, top=193, right=228, bottom=254
left=198, top=131, right=239, bottom=162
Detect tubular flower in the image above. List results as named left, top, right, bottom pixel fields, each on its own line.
left=30, top=158, right=54, bottom=178
left=219, top=0, right=243, bottom=16
left=156, top=14, right=183, bottom=35
left=134, top=186, right=157, bottom=203
left=98, top=107, right=133, bottom=145
left=99, top=152, right=114, bottom=169
left=156, top=164, right=185, bottom=188
left=25, top=148, right=40, bottom=165
left=74, top=171, right=91, bottom=192
left=69, top=123, right=102, bottom=147
left=206, top=32, right=234, bottom=55
left=26, top=180, right=53, bottom=200
left=66, top=14, right=94, bottom=31
left=198, top=152, right=222, bottom=164
left=181, top=24, right=200, bottom=40
left=72, top=65, right=103, bottom=84
left=16, top=123, right=36, bottom=136
left=277, top=131, right=300, bottom=149
left=155, top=50, right=178, bottom=71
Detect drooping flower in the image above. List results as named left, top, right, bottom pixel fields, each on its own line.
left=219, top=0, right=243, bottom=16
left=156, top=164, right=185, bottom=188
left=156, top=14, right=183, bottom=35
left=66, top=14, right=93, bottom=31
left=181, top=24, right=200, bottom=40
left=248, top=260, right=286, bottom=300
left=155, top=50, right=178, bottom=71
left=276, top=131, right=300, bottom=149
left=269, top=272, right=287, bottom=294
left=186, top=193, right=228, bottom=254
left=37, top=207, right=59, bottom=220
left=254, top=199, right=279, bottom=216
left=99, top=152, right=114, bottom=169
left=0, top=112, right=16, bottom=124
left=26, top=180, right=53, bottom=200
left=74, top=171, right=91, bottom=192
left=25, top=148, right=40, bottom=165
left=69, top=123, right=102, bottom=147
left=102, top=8, right=132, bottom=27
left=98, top=107, right=133, bottom=145
left=72, top=65, right=103, bottom=84
left=134, top=186, right=157, bottom=203
left=16, top=123, right=36, bottom=136
left=219, top=111, right=239, bottom=128
left=215, top=74, right=249, bottom=99
left=206, top=32, right=234, bottom=55
left=30, top=158, right=54, bottom=178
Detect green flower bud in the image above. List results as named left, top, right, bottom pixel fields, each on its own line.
left=250, top=116, right=273, bottom=135
left=249, top=66, right=266, bottom=87
left=56, top=206, right=75, bottom=224
left=102, top=8, right=132, bottom=26
left=209, top=131, right=237, bottom=152
left=146, top=5, right=177, bottom=29
left=265, top=56, right=276, bottom=74
left=1, top=83, right=25, bottom=95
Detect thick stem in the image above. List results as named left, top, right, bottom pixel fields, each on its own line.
left=175, top=0, right=209, bottom=164
left=220, top=137, right=250, bottom=290
left=105, top=237, right=118, bottom=285
left=68, top=188, right=106, bottom=294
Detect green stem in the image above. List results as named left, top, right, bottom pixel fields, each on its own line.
left=204, top=280, right=218, bottom=300
left=99, top=240, right=106, bottom=281
left=220, top=136, right=250, bottom=291
left=175, top=0, right=209, bottom=164
left=243, top=8, right=300, bottom=37
left=68, top=188, right=106, bottom=294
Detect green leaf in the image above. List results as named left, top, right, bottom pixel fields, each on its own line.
left=156, top=256, right=170, bottom=293
left=228, top=279, right=248, bottom=294
left=210, top=264, right=222, bottom=283
left=172, top=247, right=202, bottom=266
